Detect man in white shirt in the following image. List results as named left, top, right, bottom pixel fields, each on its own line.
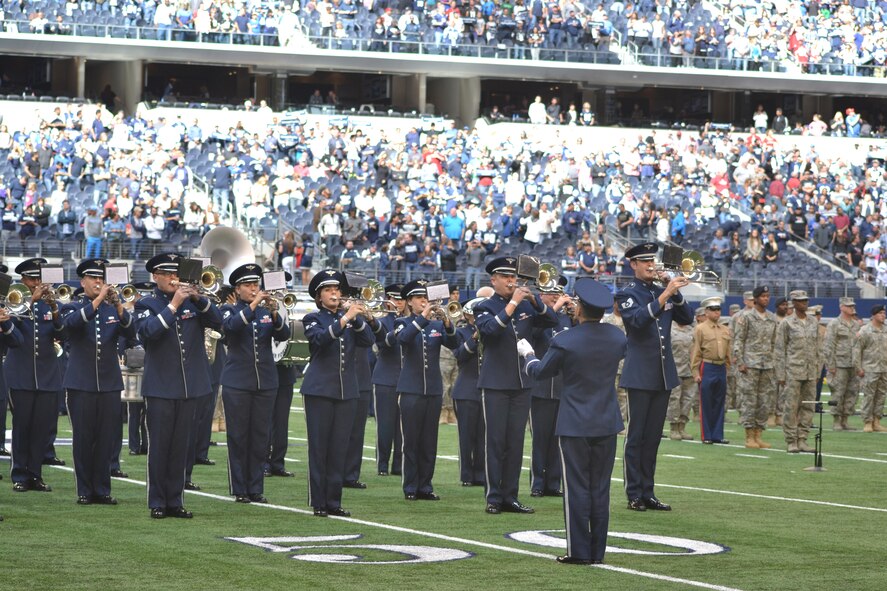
left=144, top=206, right=165, bottom=241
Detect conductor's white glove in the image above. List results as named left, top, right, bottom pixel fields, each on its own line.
left=516, top=338, right=535, bottom=358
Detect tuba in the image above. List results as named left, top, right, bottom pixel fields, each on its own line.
left=199, top=226, right=256, bottom=287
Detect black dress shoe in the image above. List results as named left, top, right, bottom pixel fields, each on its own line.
left=235, top=495, right=251, bottom=503
left=343, top=480, right=367, bottom=489
left=530, top=489, right=544, bottom=497
left=31, top=480, right=52, bottom=492
left=208, top=441, right=218, bottom=447
left=545, top=489, right=564, bottom=497
left=627, top=498, right=647, bottom=511
left=184, top=481, right=201, bottom=491
left=556, top=555, right=595, bottom=565
left=416, top=491, right=440, bottom=501
left=485, top=503, right=501, bottom=514
left=195, top=458, right=215, bottom=466
left=702, top=440, right=714, bottom=445
left=712, top=439, right=730, bottom=445
left=166, top=507, right=193, bottom=518
left=94, top=495, right=118, bottom=505
left=248, top=494, right=268, bottom=504
left=42, top=457, right=65, bottom=466
left=404, top=493, right=417, bottom=501
left=110, top=470, right=129, bottom=478
left=13, top=481, right=29, bottom=492
left=313, top=508, right=328, bottom=517
left=128, top=450, right=141, bottom=456
left=269, top=469, right=294, bottom=477
left=378, top=470, right=389, bottom=476
left=150, top=507, right=166, bottom=519
left=0, top=447, right=11, bottom=456
left=327, top=507, right=351, bottom=517
left=77, top=495, right=92, bottom=505
left=461, top=481, right=473, bottom=487
left=643, top=497, right=672, bottom=511
left=501, top=500, right=535, bottom=514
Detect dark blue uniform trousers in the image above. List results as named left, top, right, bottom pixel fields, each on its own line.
left=454, top=399, right=485, bottom=484
left=45, top=390, right=64, bottom=460
left=223, top=387, right=275, bottom=496
left=9, top=389, right=56, bottom=484
left=530, top=398, right=561, bottom=493
left=194, top=386, right=219, bottom=462
left=561, top=434, right=617, bottom=562
left=373, top=385, right=402, bottom=474
left=128, top=401, right=147, bottom=453
left=699, top=363, right=727, bottom=442
left=482, top=388, right=531, bottom=505
left=145, top=396, right=198, bottom=509
left=110, top=402, right=125, bottom=472
left=398, top=392, right=441, bottom=495
left=67, top=390, right=118, bottom=497
left=0, top=392, right=8, bottom=450
left=624, top=388, right=670, bottom=500
left=345, top=390, right=371, bottom=483
left=265, top=382, right=294, bottom=473
left=303, top=394, right=356, bottom=510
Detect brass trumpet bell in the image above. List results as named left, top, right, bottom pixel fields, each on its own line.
left=445, top=301, right=463, bottom=321
left=120, top=284, right=137, bottom=303
left=5, top=283, right=33, bottom=317
left=200, top=265, right=224, bottom=295
left=54, top=284, right=73, bottom=304
left=537, top=263, right=559, bottom=290
left=281, top=292, right=298, bottom=311
left=359, top=279, right=385, bottom=308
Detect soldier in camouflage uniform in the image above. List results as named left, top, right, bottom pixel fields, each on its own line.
left=603, top=306, right=627, bottom=430
left=439, top=288, right=461, bottom=425
left=852, top=304, right=887, bottom=433
left=774, top=290, right=821, bottom=453
left=732, top=285, right=777, bottom=449
left=824, top=297, right=860, bottom=431
left=769, top=297, right=790, bottom=426
left=726, top=292, right=754, bottom=412
left=667, top=308, right=699, bottom=440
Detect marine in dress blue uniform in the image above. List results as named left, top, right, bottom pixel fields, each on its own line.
left=300, top=269, right=375, bottom=517
left=529, top=276, right=573, bottom=498
left=521, top=278, right=627, bottom=565
left=6, top=258, right=65, bottom=493
left=473, top=256, right=558, bottom=514
left=371, top=284, right=405, bottom=476
left=265, top=274, right=296, bottom=478
left=393, top=280, right=458, bottom=500
left=614, top=243, right=693, bottom=511
left=61, top=258, right=137, bottom=505
left=220, top=264, right=291, bottom=504
left=136, top=253, right=223, bottom=519
left=452, top=297, right=486, bottom=487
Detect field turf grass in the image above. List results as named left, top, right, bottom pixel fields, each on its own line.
left=2, top=394, right=886, bottom=591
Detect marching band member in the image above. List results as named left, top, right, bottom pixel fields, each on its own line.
left=265, top=274, right=296, bottom=478
left=301, top=269, right=374, bottom=517
left=136, top=253, right=223, bottom=519
left=61, top=258, right=137, bottom=506
left=0, top=263, right=11, bottom=458
left=519, top=278, right=627, bottom=565
left=220, top=263, right=291, bottom=504
left=393, top=280, right=457, bottom=501
left=529, top=276, right=573, bottom=498
left=6, top=258, right=64, bottom=493
left=614, top=243, right=693, bottom=512
left=127, top=282, right=155, bottom=458
left=473, top=256, right=558, bottom=515
left=452, top=297, right=486, bottom=487
left=371, top=283, right=405, bottom=477
left=344, top=336, right=377, bottom=489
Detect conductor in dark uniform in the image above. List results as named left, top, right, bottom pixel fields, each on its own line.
left=393, top=280, right=457, bottom=500
left=6, top=257, right=64, bottom=493
left=220, top=263, right=290, bottom=503
left=452, top=297, right=486, bottom=487
left=136, top=253, right=223, bottom=519
left=61, top=258, right=137, bottom=505
left=614, top=243, right=693, bottom=511
left=529, top=276, right=572, bottom=498
left=371, top=284, right=405, bottom=476
left=520, top=278, right=627, bottom=565
left=474, top=256, right=558, bottom=514
left=300, top=269, right=375, bottom=517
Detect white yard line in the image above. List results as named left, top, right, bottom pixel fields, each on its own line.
left=734, top=454, right=769, bottom=460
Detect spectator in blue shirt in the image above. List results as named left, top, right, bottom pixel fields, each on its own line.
left=441, top=207, right=465, bottom=249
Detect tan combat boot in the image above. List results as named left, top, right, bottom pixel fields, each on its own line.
left=754, top=429, right=772, bottom=449
left=669, top=423, right=682, bottom=441
left=767, top=415, right=777, bottom=427
left=873, top=418, right=887, bottom=432
left=864, top=421, right=874, bottom=433
left=744, top=428, right=760, bottom=449
left=447, top=408, right=458, bottom=425
left=774, top=415, right=783, bottom=426
left=842, top=416, right=857, bottom=431
left=786, top=441, right=799, bottom=453
left=832, top=416, right=845, bottom=431
left=797, top=439, right=814, bottom=453
left=679, top=422, right=694, bottom=440
left=439, top=408, right=448, bottom=425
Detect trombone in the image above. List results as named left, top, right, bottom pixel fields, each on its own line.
left=262, top=290, right=300, bottom=312
left=655, top=247, right=721, bottom=286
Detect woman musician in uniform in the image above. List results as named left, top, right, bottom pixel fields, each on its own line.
left=220, top=263, right=291, bottom=504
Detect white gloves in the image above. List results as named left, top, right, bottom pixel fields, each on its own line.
left=516, top=338, right=535, bottom=358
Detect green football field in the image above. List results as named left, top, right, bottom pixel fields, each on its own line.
left=2, top=394, right=886, bottom=591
